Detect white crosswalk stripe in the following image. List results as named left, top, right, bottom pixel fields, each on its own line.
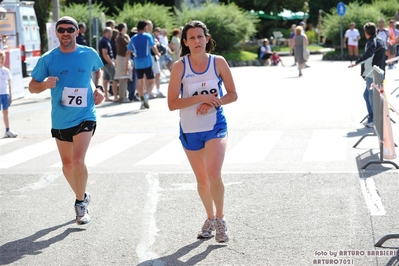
left=136, top=139, right=186, bottom=165
left=50, top=133, right=155, bottom=168
left=0, top=138, right=20, bottom=147
left=0, top=130, right=353, bottom=169
left=0, top=139, right=56, bottom=169
left=302, top=130, right=348, bottom=162
left=225, top=131, right=284, bottom=163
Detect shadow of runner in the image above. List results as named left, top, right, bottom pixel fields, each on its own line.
left=0, top=220, right=85, bottom=265
left=137, top=239, right=227, bottom=266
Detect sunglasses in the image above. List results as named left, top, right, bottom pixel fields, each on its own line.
left=57, top=27, right=76, bottom=34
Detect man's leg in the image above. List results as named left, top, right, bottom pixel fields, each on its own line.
left=103, top=79, right=110, bottom=100
left=55, top=131, right=93, bottom=201
left=363, top=77, right=373, bottom=124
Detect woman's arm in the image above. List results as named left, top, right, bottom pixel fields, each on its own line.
left=216, top=56, right=238, bottom=105
left=167, top=60, right=222, bottom=111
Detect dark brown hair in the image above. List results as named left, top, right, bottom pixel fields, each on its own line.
left=180, top=20, right=216, bottom=56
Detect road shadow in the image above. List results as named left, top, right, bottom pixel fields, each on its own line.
left=0, top=220, right=85, bottom=265
left=137, top=239, right=226, bottom=266
left=101, top=110, right=142, bottom=118
left=355, top=149, right=396, bottom=177
left=346, top=127, right=373, bottom=138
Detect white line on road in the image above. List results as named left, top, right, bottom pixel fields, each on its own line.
left=302, top=130, right=348, bottom=162
left=136, top=139, right=186, bottom=165
left=0, top=138, right=20, bottom=147
left=225, top=131, right=284, bottom=163
left=136, top=172, right=163, bottom=265
left=0, top=139, right=56, bottom=169
left=50, top=133, right=155, bottom=168
left=359, top=177, right=386, bottom=216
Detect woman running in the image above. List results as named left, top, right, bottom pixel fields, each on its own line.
left=167, top=20, right=238, bottom=243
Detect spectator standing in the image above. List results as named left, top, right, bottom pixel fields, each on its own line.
left=127, top=27, right=139, bottom=102
left=387, top=19, right=398, bottom=69
left=167, top=20, right=238, bottom=243
left=289, top=24, right=297, bottom=66
left=343, top=22, right=361, bottom=63
left=114, top=23, right=131, bottom=103
left=377, top=19, right=390, bottom=50
left=157, top=28, right=173, bottom=72
left=106, top=19, right=115, bottom=29
left=348, top=22, right=386, bottom=128
left=76, top=22, right=88, bottom=46
left=98, top=27, right=116, bottom=102
left=394, top=9, right=399, bottom=22
left=292, top=26, right=309, bottom=77
left=146, top=21, right=164, bottom=99
left=0, top=50, right=17, bottom=138
left=126, top=20, right=161, bottom=109
left=169, top=28, right=181, bottom=63
left=28, top=16, right=104, bottom=225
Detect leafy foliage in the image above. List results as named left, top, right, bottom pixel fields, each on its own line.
left=372, top=0, right=399, bottom=18
left=175, top=2, right=259, bottom=53
left=322, top=2, right=384, bottom=47
left=60, top=3, right=108, bottom=47
left=115, top=3, right=175, bottom=33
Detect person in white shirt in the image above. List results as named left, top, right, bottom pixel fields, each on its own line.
left=344, top=22, right=361, bottom=63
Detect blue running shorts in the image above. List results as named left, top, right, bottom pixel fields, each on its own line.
left=0, top=94, right=10, bottom=110
left=179, top=122, right=227, bottom=151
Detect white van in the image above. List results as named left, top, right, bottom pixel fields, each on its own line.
left=1, top=0, right=41, bottom=76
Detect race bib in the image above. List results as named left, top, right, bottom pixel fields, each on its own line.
left=61, top=87, right=88, bottom=107
left=188, top=79, right=220, bottom=98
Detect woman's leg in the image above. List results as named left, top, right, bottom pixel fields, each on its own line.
left=184, top=148, right=215, bottom=220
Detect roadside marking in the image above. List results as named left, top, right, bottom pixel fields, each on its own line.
left=0, top=138, right=20, bottom=147
left=225, top=131, right=284, bottom=163
left=136, top=172, right=162, bottom=264
left=51, top=133, right=155, bottom=168
left=359, top=177, right=386, bottom=216
left=302, top=130, right=348, bottom=162
left=136, top=139, right=186, bottom=165
left=0, top=139, right=56, bottom=169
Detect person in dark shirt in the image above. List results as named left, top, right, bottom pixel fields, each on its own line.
left=349, top=22, right=386, bottom=128
left=98, top=27, right=116, bottom=101
left=76, top=22, right=88, bottom=46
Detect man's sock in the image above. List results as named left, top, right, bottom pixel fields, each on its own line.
left=6, top=128, right=9, bottom=132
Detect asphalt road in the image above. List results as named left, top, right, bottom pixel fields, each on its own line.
left=1, top=55, right=399, bottom=266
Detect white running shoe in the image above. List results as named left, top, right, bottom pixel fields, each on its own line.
left=215, top=218, right=229, bottom=243
left=75, top=202, right=90, bottom=225
left=362, top=122, right=374, bottom=128
left=5, top=130, right=18, bottom=138
left=197, top=218, right=215, bottom=239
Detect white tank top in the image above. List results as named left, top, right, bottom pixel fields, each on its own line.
left=180, top=54, right=225, bottom=133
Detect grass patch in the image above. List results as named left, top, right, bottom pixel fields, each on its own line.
left=277, top=45, right=324, bottom=52
left=221, top=50, right=257, bottom=61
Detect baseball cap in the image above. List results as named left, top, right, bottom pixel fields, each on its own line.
left=56, top=16, right=79, bottom=29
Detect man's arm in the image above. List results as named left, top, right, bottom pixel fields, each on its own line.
left=101, top=48, right=114, bottom=66
left=29, top=77, right=59, bottom=93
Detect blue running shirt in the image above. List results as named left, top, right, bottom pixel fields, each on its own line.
left=128, top=33, right=154, bottom=69
left=31, top=45, right=103, bottom=129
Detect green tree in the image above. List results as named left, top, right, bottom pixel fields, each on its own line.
left=60, top=3, right=108, bottom=47
left=115, top=3, right=175, bottom=32
left=175, top=2, right=258, bottom=53
left=33, top=0, right=52, bottom=53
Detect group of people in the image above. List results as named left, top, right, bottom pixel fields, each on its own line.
left=258, top=21, right=309, bottom=77
left=24, top=16, right=237, bottom=244
left=344, top=18, right=399, bottom=69
left=95, top=19, right=183, bottom=109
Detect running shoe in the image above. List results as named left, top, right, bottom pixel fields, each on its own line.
left=140, top=95, right=149, bottom=109
left=74, top=202, right=90, bottom=225
left=215, top=218, right=229, bottom=243
left=197, top=218, right=215, bottom=239
left=84, top=192, right=91, bottom=206
left=5, top=130, right=18, bottom=138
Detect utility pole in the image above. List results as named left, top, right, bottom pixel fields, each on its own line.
left=52, top=0, right=59, bottom=21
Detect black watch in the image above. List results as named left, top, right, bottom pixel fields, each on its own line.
left=96, top=85, right=104, bottom=92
